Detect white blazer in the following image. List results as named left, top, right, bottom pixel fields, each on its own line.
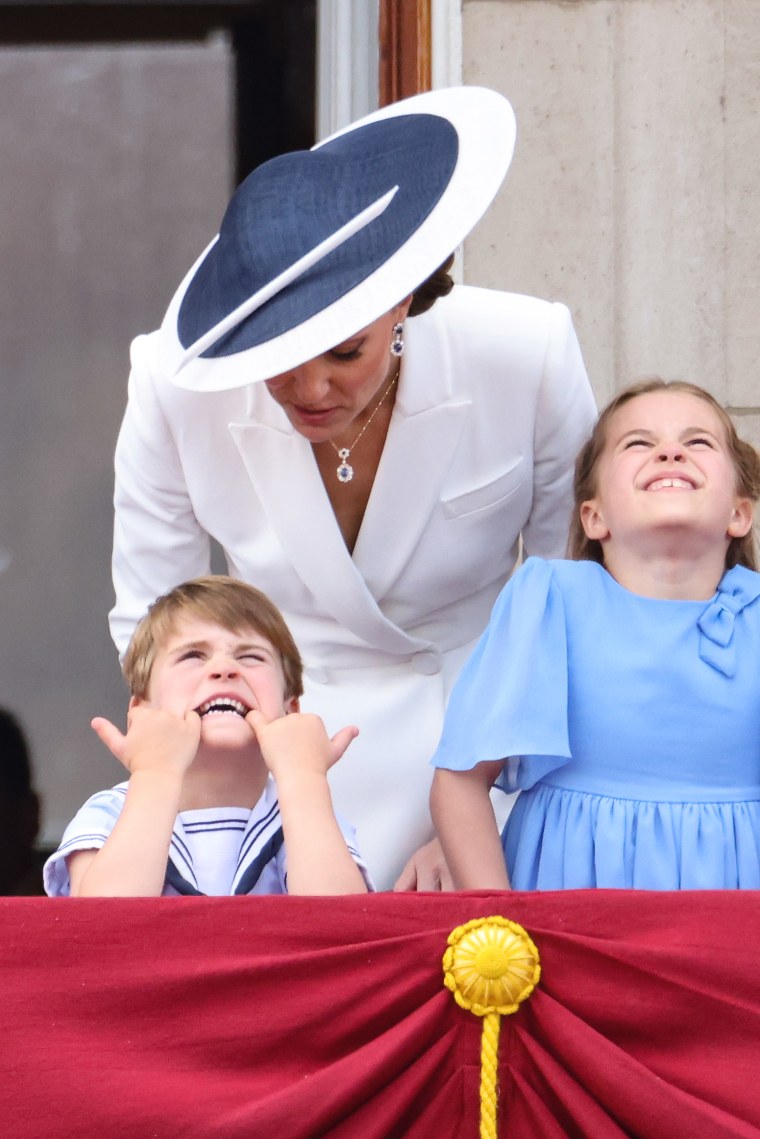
left=110, top=286, right=597, bottom=887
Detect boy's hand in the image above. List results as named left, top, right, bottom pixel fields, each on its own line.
left=91, top=701, right=201, bottom=779
left=246, top=709, right=358, bottom=781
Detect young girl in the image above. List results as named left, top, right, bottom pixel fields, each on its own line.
left=430, top=379, right=760, bottom=890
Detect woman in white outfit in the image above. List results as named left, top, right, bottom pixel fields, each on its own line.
left=109, top=87, right=597, bottom=890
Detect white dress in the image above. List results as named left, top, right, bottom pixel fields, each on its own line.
left=109, top=286, right=596, bottom=887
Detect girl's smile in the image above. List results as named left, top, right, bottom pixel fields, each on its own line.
left=580, top=389, right=754, bottom=598
left=643, top=476, right=697, bottom=491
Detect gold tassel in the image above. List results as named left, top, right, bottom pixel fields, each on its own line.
left=443, top=916, right=541, bottom=1139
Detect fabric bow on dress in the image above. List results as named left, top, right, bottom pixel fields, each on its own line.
left=697, top=566, right=760, bottom=678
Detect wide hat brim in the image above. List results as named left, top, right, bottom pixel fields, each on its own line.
left=162, top=86, right=516, bottom=392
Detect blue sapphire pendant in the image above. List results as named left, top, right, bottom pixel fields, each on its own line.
left=336, top=448, right=354, bottom=483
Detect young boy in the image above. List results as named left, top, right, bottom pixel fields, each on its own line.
left=44, top=577, right=370, bottom=896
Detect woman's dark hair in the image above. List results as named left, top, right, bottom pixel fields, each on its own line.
left=569, top=378, right=760, bottom=571
left=408, top=254, right=455, bottom=317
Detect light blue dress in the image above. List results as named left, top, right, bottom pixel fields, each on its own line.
left=432, top=557, right=760, bottom=890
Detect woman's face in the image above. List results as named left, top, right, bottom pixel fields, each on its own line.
left=264, top=300, right=411, bottom=444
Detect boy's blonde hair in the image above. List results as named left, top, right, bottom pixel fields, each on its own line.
left=569, top=378, right=760, bottom=570
left=123, top=576, right=304, bottom=700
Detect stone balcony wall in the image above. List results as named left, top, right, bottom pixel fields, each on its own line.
left=462, top=0, right=760, bottom=443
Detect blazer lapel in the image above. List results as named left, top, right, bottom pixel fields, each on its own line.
left=353, top=308, right=471, bottom=599
left=228, top=393, right=429, bottom=655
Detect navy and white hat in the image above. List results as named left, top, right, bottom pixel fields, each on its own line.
left=162, top=86, right=516, bottom=392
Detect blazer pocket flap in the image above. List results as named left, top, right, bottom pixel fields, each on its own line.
left=442, top=457, right=526, bottom=519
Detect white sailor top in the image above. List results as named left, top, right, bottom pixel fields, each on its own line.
left=43, top=776, right=371, bottom=896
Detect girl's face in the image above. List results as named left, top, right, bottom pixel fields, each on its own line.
left=580, top=390, right=753, bottom=556
left=263, top=301, right=411, bottom=445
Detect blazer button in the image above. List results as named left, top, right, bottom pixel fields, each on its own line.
left=411, top=650, right=441, bottom=676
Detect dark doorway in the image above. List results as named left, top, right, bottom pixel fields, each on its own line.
left=0, top=1, right=316, bottom=180
left=0, top=1, right=316, bottom=850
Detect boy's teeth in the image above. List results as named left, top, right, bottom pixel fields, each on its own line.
left=198, top=698, right=248, bottom=717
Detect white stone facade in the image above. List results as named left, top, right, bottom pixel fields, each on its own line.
left=461, top=0, right=760, bottom=443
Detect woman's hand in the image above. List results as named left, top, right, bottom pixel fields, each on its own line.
left=393, top=837, right=454, bottom=892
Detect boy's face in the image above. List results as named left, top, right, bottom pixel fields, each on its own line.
left=144, top=616, right=298, bottom=748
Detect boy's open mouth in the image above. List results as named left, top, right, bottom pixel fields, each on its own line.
left=196, top=697, right=251, bottom=719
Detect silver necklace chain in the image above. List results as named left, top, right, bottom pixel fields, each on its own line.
left=329, top=371, right=399, bottom=484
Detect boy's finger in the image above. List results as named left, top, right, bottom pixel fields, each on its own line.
left=245, top=708, right=267, bottom=735
left=90, top=716, right=126, bottom=759
left=184, top=709, right=202, bottom=734
left=330, top=725, right=359, bottom=759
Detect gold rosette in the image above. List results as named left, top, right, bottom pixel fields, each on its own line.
left=443, top=915, right=541, bottom=1016
left=443, top=917, right=540, bottom=1138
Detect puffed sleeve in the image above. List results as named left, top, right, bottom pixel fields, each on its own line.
left=109, top=333, right=212, bottom=657
left=431, top=557, right=572, bottom=790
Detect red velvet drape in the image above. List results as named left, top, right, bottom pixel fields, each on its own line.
left=1, top=891, right=757, bottom=1138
